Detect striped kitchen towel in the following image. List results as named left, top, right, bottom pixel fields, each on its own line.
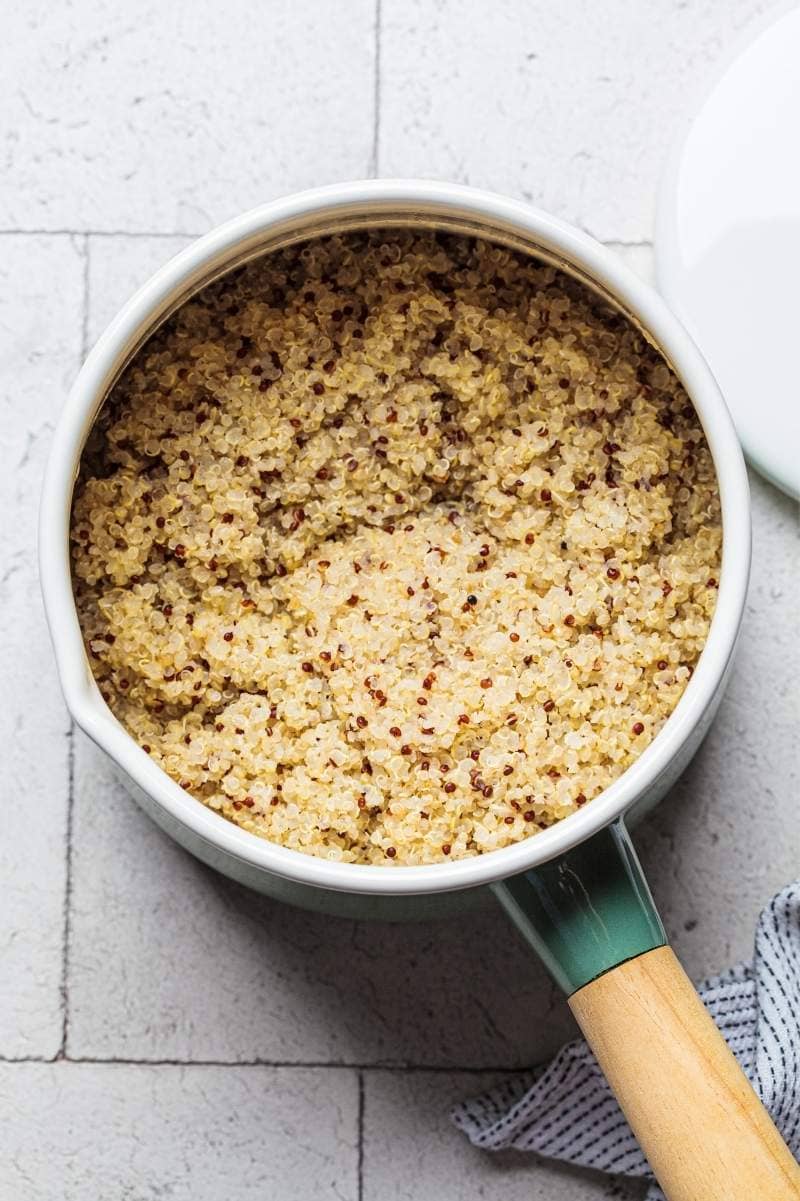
left=452, top=881, right=800, bottom=1200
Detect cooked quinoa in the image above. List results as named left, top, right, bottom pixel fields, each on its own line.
left=71, top=230, right=721, bottom=865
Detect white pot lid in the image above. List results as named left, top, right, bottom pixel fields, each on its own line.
left=656, top=4, right=800, bottom=499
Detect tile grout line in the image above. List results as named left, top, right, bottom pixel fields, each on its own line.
left=0, top=226, right=655, bottom=252
left=603, top=239, right=654, bottom=252
left=57, top=722, right=74, bottom=1059
left=0, top=1054, right=522, bottom=1073
left=369, top=0, right=382, bottom=177
left=57, top=233, right=90, bottom=1060
left=357, top=1069, right=365, bottom=1201
left=0, top=228, right=203, bottom=239
left=80, top=234, right=91, bottom=359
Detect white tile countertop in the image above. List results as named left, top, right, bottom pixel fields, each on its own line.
left=1, top=2, right=797, bottom=1198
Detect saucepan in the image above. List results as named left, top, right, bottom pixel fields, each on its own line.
left=39, top=181, right=799, bottom=1200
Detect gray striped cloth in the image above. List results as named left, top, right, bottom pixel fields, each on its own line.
left=452, top=881, right=800, bottom=1200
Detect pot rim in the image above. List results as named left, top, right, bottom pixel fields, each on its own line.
left=39, top=178, right=750, bottom=896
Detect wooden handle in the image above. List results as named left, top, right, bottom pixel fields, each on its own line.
left=569, top=946, right=800, bottom=1201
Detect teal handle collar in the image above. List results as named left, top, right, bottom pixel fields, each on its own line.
left=492, top=821, right=666, bottom=996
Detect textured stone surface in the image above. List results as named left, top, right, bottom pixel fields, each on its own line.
left=1, top=0, right=376, bottom=233
left=0, top=1062, right=358, bottom=1199
left=610, top=243, right=657, bottom=287
left=4, top=4, right=799, bottom=1198
left=362, top=1070, right=644, bottom=1200
left=637, top=472, right=800, bottom=980
left=0, top=234, right=83, bottom=1057
left=379, top=0, right=769, bottom=242
left=86, top=234, right=192, bottom=346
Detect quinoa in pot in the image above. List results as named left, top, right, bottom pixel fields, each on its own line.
left=71, top=231, right=721, bottom=864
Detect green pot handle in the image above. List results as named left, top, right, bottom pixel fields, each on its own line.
left=492, top=819, right=665, bottom=995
